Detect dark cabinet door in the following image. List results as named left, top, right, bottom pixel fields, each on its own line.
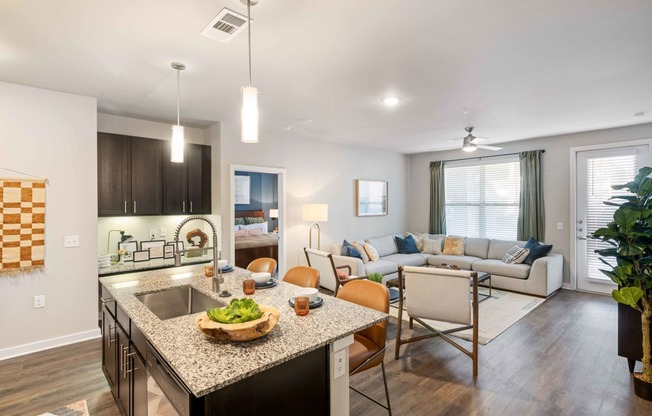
left=98, top=133, right=132, bottom=216
left=131, top=137, right=163, bottom=215
left=131, top=350, right=147, bottom=416
left=102, top=307, right=118, bottom=396
left=187, top=144, right=212, bottom=214
left=116, top=324, right=130, bottom=415
left=162, top=142, right=188, bottom=215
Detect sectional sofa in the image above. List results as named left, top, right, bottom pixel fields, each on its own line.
left=330, top=234, right=563, bottom=297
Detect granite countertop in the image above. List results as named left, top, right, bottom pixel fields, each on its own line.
left=99, top=264, right=387, bottom=397
left=98, top=253, right=213, bottom=276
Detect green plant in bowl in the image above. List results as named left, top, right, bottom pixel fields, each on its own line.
left=207, top=298, right=263, bottom=324
left=367, top=272, right=384, bottom=284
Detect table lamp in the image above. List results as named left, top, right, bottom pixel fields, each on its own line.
left=302, top=204, right=328, bottom=250
left=269, top=208, right=279, bottom=232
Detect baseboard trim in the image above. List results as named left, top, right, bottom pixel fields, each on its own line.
left=562, top=283, right=573, bottom=290
left=0, top=329, right=101, bottom=361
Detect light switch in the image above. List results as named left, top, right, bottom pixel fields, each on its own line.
left=34, top=295, right=45, bottom=309
left=63, top=235, right=79, bottom=247
left=149, top=229, right=157, bottom=239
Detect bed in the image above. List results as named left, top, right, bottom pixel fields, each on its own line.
left=234, top=210, right=278, bottom=269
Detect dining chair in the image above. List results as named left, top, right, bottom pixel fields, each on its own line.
left=304, top=248, right=365, bottom=296
left=337, top=279, right=392, bottom=415
left=394, top=266, right=480, bottom=378
left=246, top=257, right=277, bottom=275
left=282, top=266, right=319, bottom=289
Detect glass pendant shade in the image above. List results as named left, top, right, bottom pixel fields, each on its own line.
left=241, top=86, right=259, bottom=143
left=171, top=125, right=185, bottom=163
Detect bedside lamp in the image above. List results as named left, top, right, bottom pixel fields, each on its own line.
left=269, top=209, right=279, bottom=232
left=107, top=230, right=133, bottom=254
left=302, top=204, right=328, bottom=250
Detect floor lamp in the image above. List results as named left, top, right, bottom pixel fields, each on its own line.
left=302, top=204, right=328, bottom=250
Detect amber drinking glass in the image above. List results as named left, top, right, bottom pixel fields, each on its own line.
left=205, top=265, right=214, bottom=277
left=294, top=296, right=310, bottom=316
left=243, top=279, right=256, bottom=295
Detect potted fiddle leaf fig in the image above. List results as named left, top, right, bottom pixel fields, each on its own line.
left=593, top=166, right=652, bottom=401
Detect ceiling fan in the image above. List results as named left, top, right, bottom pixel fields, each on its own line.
left=453, top=127, right=503, bottom=152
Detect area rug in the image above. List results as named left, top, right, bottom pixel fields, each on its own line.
left=38, top=400, right=89, bottom=416
left=389, top=289, right=545, bottom=345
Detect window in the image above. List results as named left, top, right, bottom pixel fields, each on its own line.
left=444, top=156, right=520, bottom=239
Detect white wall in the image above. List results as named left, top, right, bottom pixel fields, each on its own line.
left=219, top=122, right=409, bottom=272
left=0, top=82, right=98, bottom=357
left=96, top=114, right=221, bottom=254
left=408, top=122, right=652, bottom=284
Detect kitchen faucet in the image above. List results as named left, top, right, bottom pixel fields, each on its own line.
left=174, top=215, right=226, bottom=295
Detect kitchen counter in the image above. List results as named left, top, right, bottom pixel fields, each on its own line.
left=98, top=253, right=212, bottom=276
left=99, top=264, right=387, bottom=398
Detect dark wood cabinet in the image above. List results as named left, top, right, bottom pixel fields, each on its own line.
left=163, top=143, right=211, bottom=215
left=117, top=324, right=130, bottom=415
left=102, top=306, right=118, bottom=396
left=99, top=133, right=210, bottom=217
left=131, top=350, right=147, bottom=416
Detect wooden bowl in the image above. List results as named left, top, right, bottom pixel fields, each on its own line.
left=195, top=305, right=280, bottom=342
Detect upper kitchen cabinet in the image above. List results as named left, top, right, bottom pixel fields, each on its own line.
left=163, top=143, right=211, bottom=215
left=98, top=133, right=163, bottom=216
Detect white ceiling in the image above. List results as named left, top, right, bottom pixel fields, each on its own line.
left=1, top=0, right=651, bottom=154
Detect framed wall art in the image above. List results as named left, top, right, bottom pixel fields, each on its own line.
left=164, top=243, right=176, bottom=259
left=234, top=175, right=251, bottom=204
left=118, top=241, right=138, bottom=262
left=356, top=180, right=388, bottom=217
left=141, top=240, right=166, bottom=259
left=133, top=250, right=150, bottom=263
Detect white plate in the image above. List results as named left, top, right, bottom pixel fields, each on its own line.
left=251, top=272, right=271, bottom=283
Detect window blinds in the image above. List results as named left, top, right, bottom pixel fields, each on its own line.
left=444, top=156, right=520, bottom=239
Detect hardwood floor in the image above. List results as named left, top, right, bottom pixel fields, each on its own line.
left=0, top=290, right=651, bottom=415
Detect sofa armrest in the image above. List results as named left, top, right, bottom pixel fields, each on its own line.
left=527, top=253, right=564, bottom=296
left=331, top=254, right=365, bottom=277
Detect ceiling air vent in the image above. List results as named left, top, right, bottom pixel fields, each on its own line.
left=201, top=8, right=249, bottom=43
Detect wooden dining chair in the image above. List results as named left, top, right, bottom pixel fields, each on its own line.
left=337, top=280, right=392, bottom=415
left=304, top=248, right=365, bottom=296
left=282, top=266, right=320, bottom=288
left=394, top=266, right=480, bottom=378
left=246, top=257, right=277, bottom=275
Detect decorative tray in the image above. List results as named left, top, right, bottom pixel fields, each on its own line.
left=195, top=305, right=280, bottom=341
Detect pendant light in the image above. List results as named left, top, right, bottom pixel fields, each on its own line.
left=171, top=62, right=186, bottom=163
left=241, top=0, right=259, bottom=143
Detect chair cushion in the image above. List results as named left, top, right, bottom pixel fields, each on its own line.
left=488, top=239, right=523, bottom=260
left=341, top=240, right=363, bottom=260
left=382, top=253, right=427, bottom=267
left=465, top=238, right=490, bottom=258
left=366, top=235, right=398, bottom=257
left=395, top=235, right=420, bottom=254
left=364, top=259, right=400, bottom=276
left=523, top=237, right=553, bottom=265
left=349, top=334, right=384, bottom=373
left=427, top=255, right=481, bottom=270
left=472, top=259, right=531, bottom=279
left=364, top=242, right=380, bottom=261
left=443, top=236, right=465, bottom=255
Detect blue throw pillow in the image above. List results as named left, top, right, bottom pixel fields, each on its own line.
left=395, top=235, right=420, bottom=254
left=523, top=237, right=552, bottom=265
left=341, top=240, right=362, bottom=259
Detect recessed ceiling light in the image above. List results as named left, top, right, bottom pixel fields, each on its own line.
left=634, top=111, right=646, bottom=117
left=382, top=97, right=400, bottom=107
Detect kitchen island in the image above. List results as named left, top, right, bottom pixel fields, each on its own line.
left=99, top=264, right=387, bottom=416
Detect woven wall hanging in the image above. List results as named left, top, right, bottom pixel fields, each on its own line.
left=0, top=178, right=46, bottom=275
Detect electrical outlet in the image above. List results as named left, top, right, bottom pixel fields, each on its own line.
left=557, top=222, right=564, bottom=230
left=159, top=228, right=166, bottom=238
left=149, top=229, right=157, bottom=239
left=63, top=235, right=79, bottom=247
left=34, top=295, right=45, bottom=309
left=334, top=350, right=346, bottom=379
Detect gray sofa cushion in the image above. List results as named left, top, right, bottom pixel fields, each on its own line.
left=382, top=253, right=428, bottom=267
left=366, top=235, right=399, bottom=257
left=427, top=255, right=482, bottom=270
left=472, top=259, right=531, bottom=279
left=363, top=259, right=400, bottom=276
left=488, top=239, right=524, bottom=260
left=465, top=238, right=490, bottom=258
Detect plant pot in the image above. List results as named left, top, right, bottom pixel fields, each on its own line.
left=634, top=374, right=652, bottom=402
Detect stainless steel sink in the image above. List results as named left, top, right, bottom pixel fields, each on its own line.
left=136, top=286, right=224, bottom=320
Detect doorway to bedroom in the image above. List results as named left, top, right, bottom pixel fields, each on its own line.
left=230, top=165, right=285, bottom=276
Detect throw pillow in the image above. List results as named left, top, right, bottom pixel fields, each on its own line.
left=244, top=216, right=265, bottom=225
left=363, top=242, right=380, bottom=261
left=523, top=237, right=553, bottom=265
left=502, top=245, right=530, bottom=264
left=404, top=232, right=426, bottom=251
left=443, top=237, right=465, bottom=256
left=337, top=269, right=349, bottom=281
left=352, top=241, right=369, bottom=263
left=341, top=240, right=363, bottom=260
left=234, top=229, right=247, bottom=237
left=234, top=217, right=245, bottom=226
left=422, top=237, right=443, bottom=255
left=395, top=235, right=420, bottom=254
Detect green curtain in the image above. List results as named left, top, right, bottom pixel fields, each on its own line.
left=429, top=161, right=446, bottom=234
left=517, top=150, right=545, bottom=241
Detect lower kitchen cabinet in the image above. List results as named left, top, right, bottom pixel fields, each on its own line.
left=101, top=306, right=118, bottom=396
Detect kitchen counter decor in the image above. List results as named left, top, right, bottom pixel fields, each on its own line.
left=195, top=304, right=280, bottom=341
